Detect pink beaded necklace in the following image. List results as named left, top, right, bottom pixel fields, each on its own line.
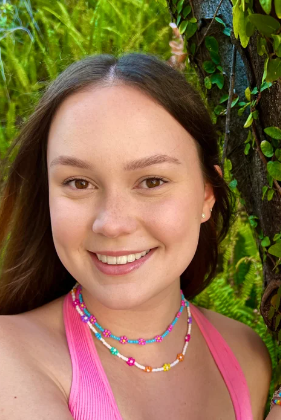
left=71, top=282, right=192, bottom=373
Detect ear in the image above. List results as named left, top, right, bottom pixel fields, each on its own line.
left=201, top=165, right=222, bottom=223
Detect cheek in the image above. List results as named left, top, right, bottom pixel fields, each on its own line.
left=49, top=196, right=89, bottom=250
left=148, top=191, right=201, bottom=242
left=148, top=192, right=202, bottom=275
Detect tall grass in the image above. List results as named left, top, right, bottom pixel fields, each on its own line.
left=0, top=0, right=171, bottom=155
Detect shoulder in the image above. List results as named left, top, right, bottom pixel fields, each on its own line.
left=0, top=297, right=72, bottom=409
left=197, top=306, right=272, bottom=418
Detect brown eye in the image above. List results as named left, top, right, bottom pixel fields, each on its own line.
left=146, top=178, right=162, bottom=188
left=140, top=177, right=166, bottom=189
left=74, top=180, right=89, bottom=189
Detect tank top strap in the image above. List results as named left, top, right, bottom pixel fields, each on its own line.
left=63, top=292, right=123, bottom=420
left=189, top=303, right=253, bottom=420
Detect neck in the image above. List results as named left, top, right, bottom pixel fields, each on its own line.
left=75, top=282, right=190, bottom=366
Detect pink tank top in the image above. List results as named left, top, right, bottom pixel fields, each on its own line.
left=63, top=292, right=253, bottom=420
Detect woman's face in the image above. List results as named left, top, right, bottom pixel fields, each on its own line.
left=47, top=84, right=216, bottom=310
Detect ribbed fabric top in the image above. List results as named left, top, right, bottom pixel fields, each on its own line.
left=63, top=292, right=253, bottom=420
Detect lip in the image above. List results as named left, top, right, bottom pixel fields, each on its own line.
left=89, top=247, right=157, bottom=276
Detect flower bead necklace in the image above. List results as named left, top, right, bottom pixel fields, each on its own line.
left=72, top=283, right=186, bottom=345
left=71, top=283, right=192, bottom=373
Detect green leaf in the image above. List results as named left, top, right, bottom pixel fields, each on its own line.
left=179, top=20, right=188, bottom=34
left=267, top=173, right=274, bottom=187
left=264, top=126, right=281, bottom=139
left=275, top=314, right=281, bottom=331
left=248, top=14, right=280, bottom=36
left=177, top=15, right=181, bottom=26
left=272, top=34, right=281, bottom=51
left=185, top=22, right=197, bottom=39
left=238, top=105, right=248, bottom=116
left=210, top=73, right=224, bottom=89
left=203, top=61, right=216, bottom=73
left=231, top=97, right=239, bottom=107
left=214, top=104, right=226, bottom=115
left=215, top=17, right=225, bottom=27
left=275, top=149, right=281, bottom=161
left=246, top=20, right=255, bottom=37
left=262, top=57, right=269, bottom=83
left=190, top=17, right=197, bottom=23
left=244, top=113, right=253, bottom=128
left=233, top=3, right=250, bottom=47
left=268, top=305, right=276, bottom=319
left=248, top=215, right=259, bottom=227
left=262, top=236, right=271, bottom=247
left=251, top=87, right=259, bottom=94
left=261, top=140, right=274, bottom=157
left=267, top=189, right=275, bottom=201
left=229, top=179, right=238, bottom=189
left=219, top=94, right=229, bottom=103
left=177, top=0, right=185, bottom=13
left=278, top=329, right=281, bottom=342
left=223, top=27, right=232, bottom=37
left=216, top=65, right=223, bottom=72
left=274, top=291, right=281, bottom=306
left=268, top=242, right=281, bottom=258
left=260, top=81, right=272, bottom=92
left=274, top=233, right=281, bottom=241
left=252, top=110, right=259, bottom=119
left=210, top=51, right=220, bottom=65
left=259, top=0, right=272, bottom=14
left=257, top=36, right=268, bottom=56
left=245, top=87, right=251, bottom=101
left=267, top=160, right=281, bottom=180
left=267, top=58, right=281, bottom=83
left=233, top=1, right=241, bottom=39
left=190, top=42, right=196, bottom=55
left=262, top=185, right=269, bottom=200
left=275, top=0, right=281, bottom=19
left=183, top=5, right=192, bottom=18
left=244, top=143, right=251, bottom=155
left=204, top=76, right=212, bottom=89
left=205, top=36, right=219, bottom=53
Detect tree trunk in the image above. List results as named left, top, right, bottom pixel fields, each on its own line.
left=166, top=0, right=281, bottom=329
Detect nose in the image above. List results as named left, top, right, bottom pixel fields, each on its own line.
left=91, top=191, right=138, bottom=238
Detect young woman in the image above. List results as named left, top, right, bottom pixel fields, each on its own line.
left=0, top=53, right=273, bottom=420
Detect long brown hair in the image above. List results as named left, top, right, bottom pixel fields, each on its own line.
left=0, top=53, right=235, bottom=315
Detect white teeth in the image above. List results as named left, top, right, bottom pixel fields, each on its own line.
left=107, top=256, right=117, bottom=264
left=127, top=254, right=136, bottom=263
left=97, top=249, right=150, bottom=265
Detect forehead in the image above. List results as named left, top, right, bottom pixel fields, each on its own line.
left=47, top=84, right=199, bottom=166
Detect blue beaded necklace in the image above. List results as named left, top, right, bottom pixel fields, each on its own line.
left=73, top=283, right=188, bottom=345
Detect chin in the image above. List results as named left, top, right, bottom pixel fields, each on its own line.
left=94, top=283, right=153, bottom=311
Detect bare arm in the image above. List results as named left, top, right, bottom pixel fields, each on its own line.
left=0, top=316, right=74, bottom=420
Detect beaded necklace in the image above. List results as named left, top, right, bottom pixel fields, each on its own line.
left=73, top=283, right=186, bottom=345
left=71, top=283, right=192, bottom=373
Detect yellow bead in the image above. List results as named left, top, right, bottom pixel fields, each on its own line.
left=163, top=363, right=171, bottom=371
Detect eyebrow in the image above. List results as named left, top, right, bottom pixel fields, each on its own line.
left=50, top=154, right=182, bottom=171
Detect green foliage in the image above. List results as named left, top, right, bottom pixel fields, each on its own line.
left=192, top=209, right=281, bottom=414
left=0, top=0, right=171, bottom=157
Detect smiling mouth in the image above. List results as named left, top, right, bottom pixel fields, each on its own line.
left=95, top=249, right=151, bottom=265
